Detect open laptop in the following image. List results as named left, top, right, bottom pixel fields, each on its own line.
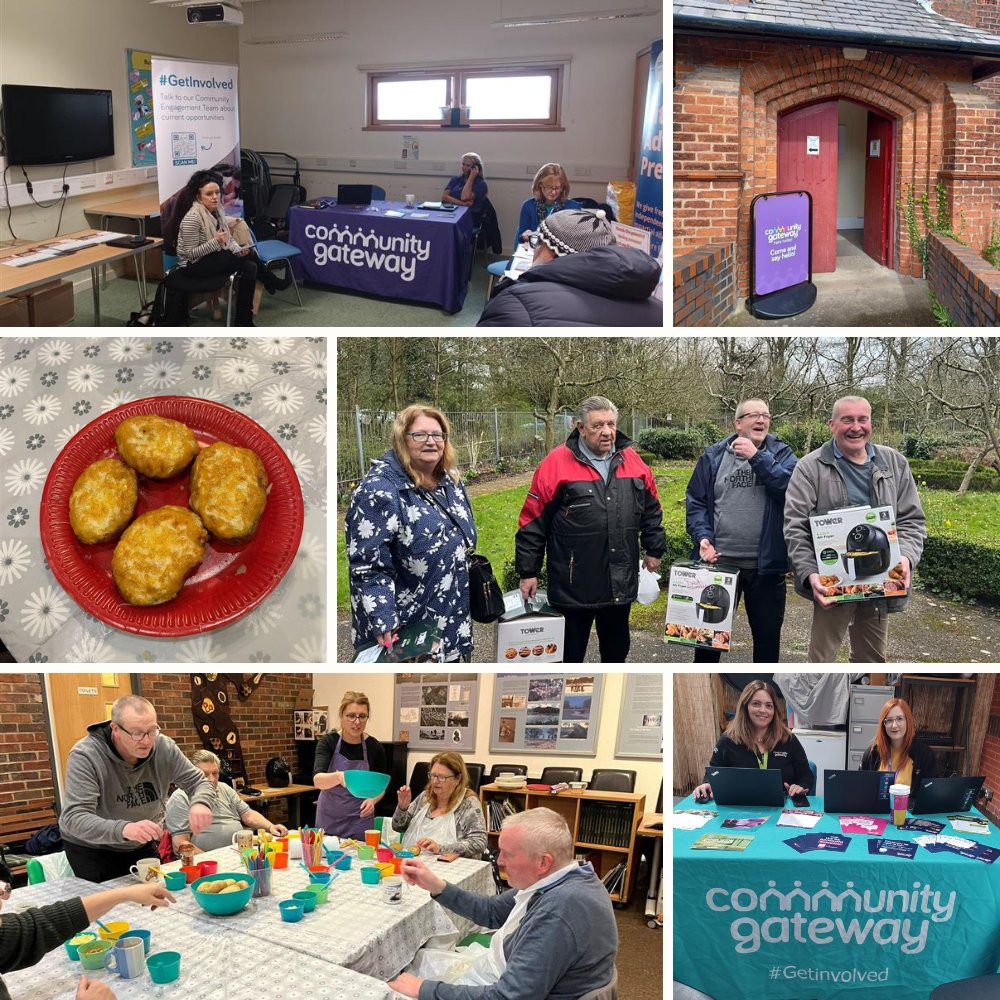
left=706, top=766, right=786, bottom=807
left=910, top=775, right=985, bottom=815
left=823, top=769, right=892, bottom=814
left=337, top=184, right=374, bottom=206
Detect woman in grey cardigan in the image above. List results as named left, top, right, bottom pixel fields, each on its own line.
left=392, top=751, right=487, bottom=858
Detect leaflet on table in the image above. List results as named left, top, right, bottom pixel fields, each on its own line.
left=776, top=809, right=823, bottom=828
left=1, top=231, right=122, bottom=267
left=948, top=814, right=990, bottom=835
left=721, top=816, right=769, bottom=829
left=838, top=815, right=889, bottom=835
left=672, top=809, right=717, bottom=831
left=902, top=817, right=945, bottom=834
left=784, top=833, right=851, bottom=853
left=867, top=838, right=918, bottom=859
left=914, top=834, right=998, bottom=862
left=690, top=833, right=753, bottom=852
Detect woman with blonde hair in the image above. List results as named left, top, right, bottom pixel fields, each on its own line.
left=861, top=697, right=936, bottom=795
left=515, top=163, right=581, bottom=248
left=391, top=751, right=487, bottom=857
left=346, top=404, right=477, bottom=661
left=692, top=679, right=811, bottom=802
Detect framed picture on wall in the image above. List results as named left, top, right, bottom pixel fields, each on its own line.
left=293, top=708, right=328, bottom=741
left=615, top=673, right=663, bottom=759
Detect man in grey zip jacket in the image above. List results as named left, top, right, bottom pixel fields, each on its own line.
left=784, top=396, right=926, bottom=662
left=389, top=808, right=617, bottom=1000
left=60, top=695, right=215, bottom=882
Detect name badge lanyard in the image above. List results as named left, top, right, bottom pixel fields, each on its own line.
left=754, top=748, right=769, bottom=770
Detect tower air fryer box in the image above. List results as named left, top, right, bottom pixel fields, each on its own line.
left=808, top=505, right=904, bottom=602
left=665, top=561, right=739, bottom=652
left=494, top=590, right=565, bottom=663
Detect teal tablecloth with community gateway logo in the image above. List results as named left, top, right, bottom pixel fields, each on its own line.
left=673, top=793, right=1000, bottom=1000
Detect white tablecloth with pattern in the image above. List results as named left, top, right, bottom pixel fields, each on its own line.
left=3, top=877, right=397, bottom=999
left=0, top=335, right=327, bottom=663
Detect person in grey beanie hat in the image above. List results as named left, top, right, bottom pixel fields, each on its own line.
left=536, top=209, right=616, bottom=258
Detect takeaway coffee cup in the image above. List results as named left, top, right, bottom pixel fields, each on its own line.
left=104, top=936, right=147, bottom=979
left=405, top=194, right=416, bottom=208
left=129, top=857, right=161, bottom=883
left=890, top=783, right=910, bottom=826
left=384, top=875, right=403, bottom=904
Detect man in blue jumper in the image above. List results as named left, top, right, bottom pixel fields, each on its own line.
left=685, top=398, right=798, bottom=662
left=388, top=807, right=617, bottom=999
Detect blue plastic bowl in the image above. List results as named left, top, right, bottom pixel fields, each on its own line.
left=279, top=899, right=305, bottom=923
left=190, top=873, right=255, bottom=915
left=342, top=770, right=391, bottom=799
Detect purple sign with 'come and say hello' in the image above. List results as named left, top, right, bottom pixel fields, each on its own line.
left=752, top=192, right=810, bottom=295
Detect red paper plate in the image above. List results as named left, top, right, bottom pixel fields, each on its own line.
left=40, top=395, right=304, bottom=637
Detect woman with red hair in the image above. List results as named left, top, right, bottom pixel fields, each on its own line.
left=861, top=698, right=937, bottom=793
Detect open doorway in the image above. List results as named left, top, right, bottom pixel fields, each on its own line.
left=778, top=98, right=895, bottom=272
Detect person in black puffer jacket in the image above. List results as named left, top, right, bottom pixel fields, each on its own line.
left=477, top=209, right=662, bottom=327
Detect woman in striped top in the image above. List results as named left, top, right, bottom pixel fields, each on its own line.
left=165, top=169, right=262, bottom=326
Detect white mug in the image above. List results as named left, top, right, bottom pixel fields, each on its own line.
left=404, top=194, right=416, bottom=208
left=129, top=857, right=161, bottom=883
left=384, top=876, right=403, bottom=904
left=232, top=830, right=254, bottom=850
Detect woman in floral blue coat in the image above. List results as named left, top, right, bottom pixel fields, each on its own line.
left=347, top=404, right=477, bottom=661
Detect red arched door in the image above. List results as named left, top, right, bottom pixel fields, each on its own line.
left=778, top=101, right=839, bottom=273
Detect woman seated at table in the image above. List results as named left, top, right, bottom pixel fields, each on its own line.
left=0, top=878, right=174, bottom=1000
left=165, top=750, right=287, bottom=856
left=860, top=697, right=937, bottom=795
left=693, top=679, right=811, bottom=801
left=391, top=752, right=487, bottom=858
left=346, top=404, right=477, bottom=662
left=165, top=169, right=280, bottom=327
left=313, top=692, right=388, bottom=841
left=514, top=163, right=581, bottom=249
left=442, top=153, right=488, bottom=220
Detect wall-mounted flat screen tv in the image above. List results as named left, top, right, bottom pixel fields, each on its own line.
left=1, top=84, right=114, bottom=165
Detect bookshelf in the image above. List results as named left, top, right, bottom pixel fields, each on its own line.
left=479, top=782, right=646, bottom=905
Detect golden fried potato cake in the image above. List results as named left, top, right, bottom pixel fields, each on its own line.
left=115, top=414, right=200, bottom=479
left=69, top=458, right=138, bottom=545
left=112, top=506, right=208, bottom=606
left=189, top=441, right=268, bottom=542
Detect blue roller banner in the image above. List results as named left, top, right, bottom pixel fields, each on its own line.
left=634, top=38, right=663, bottom=260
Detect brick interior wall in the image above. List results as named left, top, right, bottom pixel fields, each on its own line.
left=926, top=232, right=1000, bottom=324
left=673, top=243, right=737, bottom=325
left=0, top=673, right=55, bottom=810
left=674, top=35, right=1000, bottom=298
left=978, top=674, right=1000, bottom=828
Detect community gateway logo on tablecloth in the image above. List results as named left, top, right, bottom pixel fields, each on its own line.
left=302, top=221, right=431, bottom=281
left=705, top=879, right=957, bottom=954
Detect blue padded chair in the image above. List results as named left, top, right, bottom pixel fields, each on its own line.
left=807, top=760, right=817, bottom=795
left=575, top=197, right=617, bottom=222
left=370, top=185, right=387, bottom=200
left=250, top=229, right=303, bottom=307
left=485, top=259, right=509, bottom=300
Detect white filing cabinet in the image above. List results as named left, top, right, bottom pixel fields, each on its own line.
left=847, top=684, right=895, bottom=770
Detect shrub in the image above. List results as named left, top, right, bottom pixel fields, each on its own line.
left=917, top=537, right=1000, bottom=604
left=636, top=449, right=658, bottom=466
left=637, top=427, right=708, bottom=460
left=901, top=433, right=955, bottom=460
left=909, top=461, right=999, bottom=491
left=772, top=421, right=829, bottom=457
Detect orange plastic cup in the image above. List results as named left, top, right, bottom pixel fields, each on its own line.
left=180, top=866, right=201, bottom=884
left=272, top=851, right=289, bottom=870
left=391, top=855, right=403, bottom=874
left=308, top=864, right=329, bottom=874
left=364, top=829, right=380, bottom=848
left=274, top=837, right=289, bottom=853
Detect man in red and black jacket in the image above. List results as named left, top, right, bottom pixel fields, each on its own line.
left=515, top=396, right=666, bottom=663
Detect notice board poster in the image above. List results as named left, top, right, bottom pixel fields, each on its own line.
left=126, top=50, right=157, bottom=167
left=490, top=674, right=604, bottom=755
left=615, top=673, right=663, bottom=759
left=393, top=673, right=479, bottom=752
left=752, top=191, right=810, bottom=294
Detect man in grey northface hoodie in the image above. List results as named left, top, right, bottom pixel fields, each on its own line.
left=59, top=695, right=215, bottom=882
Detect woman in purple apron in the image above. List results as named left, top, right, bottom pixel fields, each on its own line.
left=313, top=691, right=388, bottom=840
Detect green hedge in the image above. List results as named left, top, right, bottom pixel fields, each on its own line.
left=637, top=427, right=708, bottom=459
left=917, top=537, right=1000, bottom=604
left=771, top=421, right=829, bottom=457
left=909, top=461, right=999, bottom=491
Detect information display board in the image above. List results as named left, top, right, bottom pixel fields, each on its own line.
left=490, top=674, right=604, bottom=756
left=615, top=673, right=663, bottom=760
left=392, top=673, right=479, bottom=752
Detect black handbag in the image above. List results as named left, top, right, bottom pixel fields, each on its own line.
left=420, top=488, right=504, bottom=624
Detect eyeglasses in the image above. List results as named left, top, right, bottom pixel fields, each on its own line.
left=526, top=232, right=543, bottom=249
left=344, top=713, right=369, bottom=722
left=884, top=716, right=906, bottom=727
left=118, top=725, right=160, bottom=741
left=736, top=412, right=772, bottom=422
left=540, top=185, right=562, bottom=194
left=429, top=772, right=457, bottom=782
left=406, top=431, right=447, bottom=442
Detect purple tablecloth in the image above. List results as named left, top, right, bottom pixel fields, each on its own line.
left=289, top=201, right=472, bottom=312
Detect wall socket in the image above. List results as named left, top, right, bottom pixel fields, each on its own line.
left=51, top=181, right=65, bottom=196
left=103, top=173, right=114, bottom=185
left=80, top=176, right=97, bottom=189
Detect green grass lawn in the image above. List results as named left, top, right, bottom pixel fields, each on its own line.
left=337, top=465, right=997, bottom=611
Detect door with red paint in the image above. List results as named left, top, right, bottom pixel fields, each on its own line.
left=863, top=111, right=894, bottom=266
left=778, top=101, right=839, bottom=273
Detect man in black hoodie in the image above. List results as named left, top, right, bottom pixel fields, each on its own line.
left=477, top=209, right=662, bottom=327
left=59, top=695, right=215, bottom=882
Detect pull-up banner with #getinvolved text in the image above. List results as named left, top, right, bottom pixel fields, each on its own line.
left=152, top=58, right=241, bottom=240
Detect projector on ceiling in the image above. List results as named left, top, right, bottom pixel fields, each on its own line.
left=187, top=3, right=243, bottom=26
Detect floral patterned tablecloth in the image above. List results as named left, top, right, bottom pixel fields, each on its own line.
left=0, top=335, right=327, bottom=663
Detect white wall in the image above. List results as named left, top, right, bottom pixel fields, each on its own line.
left=837, top=99, right=867, bottom=228
left=311, top=672, right=663, bottom=810
left=1, top=0, right=239, bottom=242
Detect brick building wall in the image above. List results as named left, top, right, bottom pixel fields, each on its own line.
left=978, top=675, right=1000, bottom=828
left=673, top=243, right=737, bottom=325
left=933, top=0, right=1000, bottom=100
left=926, top=233, right=1000, bottom=324
left=0, top=674, right=56, bottom=809
left=674, top=35, right=1000, bottom=302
